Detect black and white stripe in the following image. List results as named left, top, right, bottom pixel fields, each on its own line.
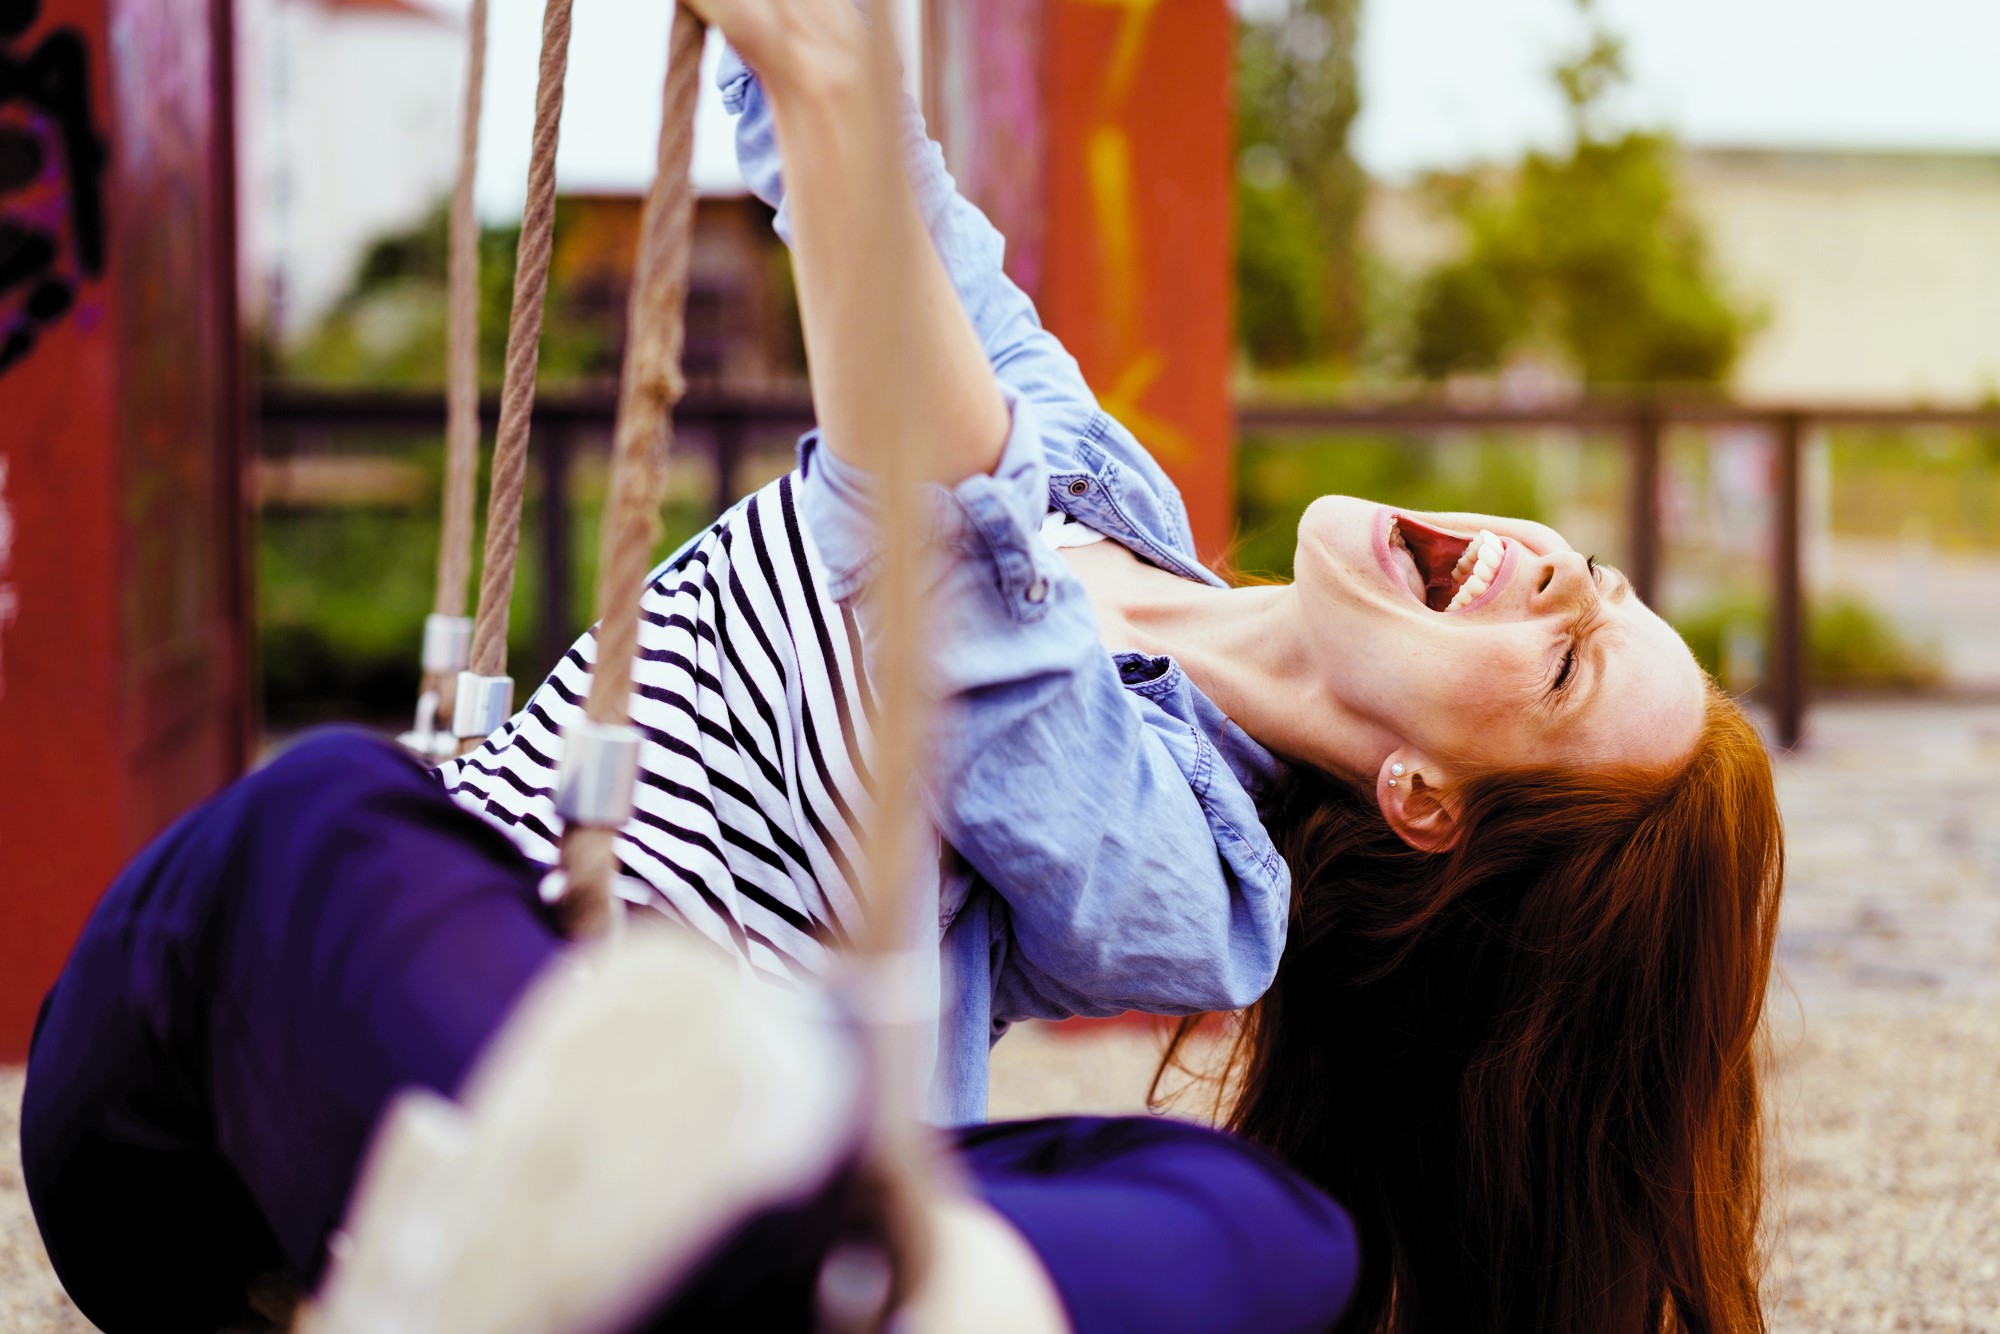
left=438, top=474, right=878, bottom=983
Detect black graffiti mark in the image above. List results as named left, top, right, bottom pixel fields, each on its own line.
left=0, top=0, right=34, bottom=40
left=0, top=30, right=107, bottom=273
left=0, top=0, right=109, bottom=375
left=0, top=219, right=52, bottom=282
left=0, top=218, right=51, bottom=370
left=0, top=126, right=40, bottom=190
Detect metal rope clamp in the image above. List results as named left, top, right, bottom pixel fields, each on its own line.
left=422, top=614, right=474, bottom=678
left=542, top=721, right=643, bottom=925
left=554, top=720, right=641, bottom=828
left=399, top=615, right=475, bottom=759
left=452, top=671, right=515, bottom=740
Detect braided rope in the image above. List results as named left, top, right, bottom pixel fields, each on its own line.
left=435, top=0, right=488, bottom=627
left=833, top=2, right=949, bottom=1302
left=412, top=0, right=492, bottom=736
left=552, top=5, right=706, bottom=938
left=465, top=0, right=577, bottom=686
left=545, top=5, right=945, bottom=1308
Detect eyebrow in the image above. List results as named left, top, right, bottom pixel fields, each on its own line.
left=1603, top=566, right=1633, bottom=604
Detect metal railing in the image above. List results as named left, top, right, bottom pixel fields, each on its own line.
left=258, top=385, right=2000, bottom=749
left=260, top=384, right=817, bottom=678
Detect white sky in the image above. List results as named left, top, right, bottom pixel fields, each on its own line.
left=457, top=0, right=2000, bottom=218
left=1356, top=0, right=2000, bottom=180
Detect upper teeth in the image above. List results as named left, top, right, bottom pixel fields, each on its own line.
left=1445, top=530, right=1502, bottom=611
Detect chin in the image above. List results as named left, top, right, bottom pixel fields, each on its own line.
left=1296, top=494, right=1372, bottom=543
left=1296, top=494, right=1374, bottom=561
left=1290, top=496, right=1386, bottom=613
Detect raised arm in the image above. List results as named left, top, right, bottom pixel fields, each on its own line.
left=717, top=40, right=1112, bottom=460
left=693, top=0, right=1008, bottom=487
left=694, top=7, right=1286, bottom=1021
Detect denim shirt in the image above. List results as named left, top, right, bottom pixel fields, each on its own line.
left=719, top=50, right=1291, bottom=1125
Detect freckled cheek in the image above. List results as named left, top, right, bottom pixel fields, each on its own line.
left=1455, top=645, right=1552, bottom=727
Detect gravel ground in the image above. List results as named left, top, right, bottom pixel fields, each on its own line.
left=0, top=1069, right=91, bottom=1332
left=7, top=699, right=1999, bottom=1331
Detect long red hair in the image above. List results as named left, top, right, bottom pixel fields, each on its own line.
left=1163, top=682, right=1781, bottom=1332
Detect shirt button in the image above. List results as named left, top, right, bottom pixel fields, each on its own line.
left=1025, top=578, right=1049, bottom=604
left=1067, top=479, right=1090, bottom=496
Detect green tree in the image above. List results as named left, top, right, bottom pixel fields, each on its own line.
left=1234, top=0, right=1364, bottom=370
left=1409, top=0, right=1758, bottom=387
left=283, top=201, right=613, bottom=387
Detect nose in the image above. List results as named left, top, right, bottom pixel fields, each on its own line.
left=1527, top=549, right=1596, bottom=616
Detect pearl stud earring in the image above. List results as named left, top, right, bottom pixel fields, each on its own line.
left=1388, top=762, right=1406, bottom=789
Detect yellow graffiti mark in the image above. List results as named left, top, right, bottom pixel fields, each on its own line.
left=1086, top=126, right=1141, bottom=355
left=1099, top=349, right=1199, bottom=463
left=1070, top=0, right=1161, bottom=106
left=1065, top=0, right=1184, bottom=460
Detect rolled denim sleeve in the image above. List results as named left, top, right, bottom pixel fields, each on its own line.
left=794, top=384, right=1051, bottom=610
left=738, top=47, right=1283, bottom=1017
left=797, top=394, right=1283, bottom=1019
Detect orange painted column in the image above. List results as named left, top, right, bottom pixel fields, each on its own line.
left=0, top=0, right=248, bottom=1057
left=1040, top=0, right=1234, bottom=558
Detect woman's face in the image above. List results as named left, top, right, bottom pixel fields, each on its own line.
left=1292, top=496, right=1706, bottom=776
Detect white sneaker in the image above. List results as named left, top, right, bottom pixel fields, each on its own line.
left=299, top=925, right=866, bottom=1334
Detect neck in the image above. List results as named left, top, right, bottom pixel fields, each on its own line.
left=1113, top=578, right=1384, bottom=784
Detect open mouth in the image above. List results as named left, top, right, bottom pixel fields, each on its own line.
left=1388, top=515, right=1506, bottom=612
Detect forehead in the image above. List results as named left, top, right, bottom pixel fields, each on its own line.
left=1572, top=601, right=1705, bottom=769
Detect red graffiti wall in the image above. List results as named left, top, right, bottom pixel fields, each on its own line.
left=1042, top=0, right=1233, bottom=559
left=0, top=0, right=247, bottom=1058
left=927, top=0, right=1235, bottom=559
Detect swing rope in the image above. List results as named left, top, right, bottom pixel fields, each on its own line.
left=390, top=0, right=944, bottom=1311
left=446, top=0, right=579, bottom=754
left=827, top=6, right=952, bottom=1303
left=402, top=0, right=489, bottom=755
left=539, top=5, right=946, bottom=1306
left=545, top=4, right=707, bottom=938
left=436, top=0, right=487, bottom=633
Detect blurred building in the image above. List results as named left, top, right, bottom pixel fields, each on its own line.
left=237, top=0, right=463, bottom=343
left=1683, top=148, right=2000, bottom=402
left=551, top=192, right=795, bottom=387
left=1367, top=146, right=2000, bottom=401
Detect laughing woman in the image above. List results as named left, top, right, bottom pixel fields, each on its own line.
left=27, top=0, right=1782, bottom=1328
left=427, top=7, right=1787, bottom=1326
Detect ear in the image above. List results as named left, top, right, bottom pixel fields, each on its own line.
left=1375, top=750, right=1464, bottom=854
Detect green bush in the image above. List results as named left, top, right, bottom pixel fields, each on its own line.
left=281, top=203, right=613, bottom=389
left=1671, top=591, right=1943, bottom=693
left=1233, top=0, right=1364, bottom=371
left=258, top=462, right=711, bottom=725
left=1406, top=8, right=1759, bottom=388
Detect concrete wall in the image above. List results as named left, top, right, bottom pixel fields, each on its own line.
left=1364, top=146, right=2000, bottom=401
left=1685, top=148, right=2000, bottom=401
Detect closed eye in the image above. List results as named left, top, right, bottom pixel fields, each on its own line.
left=1545, top=556, right=1604, bottom=699
left=1550, top=645, right=1580, bottom=695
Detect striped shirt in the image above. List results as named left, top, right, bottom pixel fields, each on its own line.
left=437, top=473, right=880, bottom=986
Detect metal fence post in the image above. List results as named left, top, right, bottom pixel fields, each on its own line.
left=711, top=411, right=742, bottom=519
left=1626, top=406, right=1663, bottom=606
left=1770, top=413, right=1806, bottom=749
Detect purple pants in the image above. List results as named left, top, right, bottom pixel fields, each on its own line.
left=22, top=730, right=1355, bottom=1334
